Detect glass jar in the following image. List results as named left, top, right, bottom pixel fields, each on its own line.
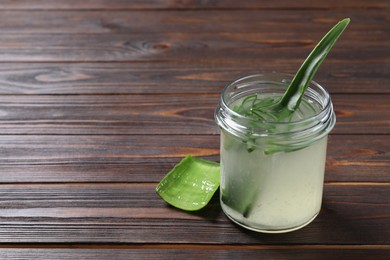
left=215, top=73, right=336, bottom=233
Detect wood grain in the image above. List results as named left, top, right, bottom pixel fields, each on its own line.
left=0, top=32, right=386, bottom=63
left=0, top=135, right=387, bottom=183
left=0, top=10, right=386, bottom=34
left=0, top=135, right=220, bottom=164
left=0, top=247, right=389, bottom=260
left=0, top=62, right=388, bottom=94
left=0, top=0, right=388, bottom=10
left=0, top=183, right=388, bottom=244
left=0, top=94, right=388, bottom=135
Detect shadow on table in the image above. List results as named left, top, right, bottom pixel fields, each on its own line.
left=236, top=205, right=378, bottom=244
left=185, top=189, right=224, bottom=222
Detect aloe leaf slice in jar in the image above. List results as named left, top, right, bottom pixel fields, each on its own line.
left=240, top=18, right=350, bottom=153
left=156, top=155, right=220, bottom=211
left=279, top=18, right=350, bottom=111
left=236, top=18, right=350, bottom=125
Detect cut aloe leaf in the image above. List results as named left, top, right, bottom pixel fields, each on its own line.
left=156, top=155, right=220, bottom=211
left=279, top=18, right=350, bottom=111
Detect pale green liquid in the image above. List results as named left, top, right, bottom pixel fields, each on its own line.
left=220, top=94, right=328, bottom=233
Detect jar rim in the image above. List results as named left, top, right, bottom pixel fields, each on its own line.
left=221, top=73, right=331, bottom=125
left=215, top=72, right=336, bottom=142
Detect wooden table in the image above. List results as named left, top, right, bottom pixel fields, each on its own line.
left=0, top=1, right=389, bottom=259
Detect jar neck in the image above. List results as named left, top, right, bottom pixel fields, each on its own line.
left=215, top=73, right=336, bottom=147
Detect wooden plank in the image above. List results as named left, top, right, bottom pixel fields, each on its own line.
left=0, top=94, right=388, bottom=135
left=0, top=0, right=387, bottom=10
left=0, top=31, right=386, bottom=62
left=0, top=10, right=386, bottom=34
left=331, top=95, right=390, bottom=135
left=0, top=135, right=388, bottom=183
left=0, top=247, right=389, bottom=260
left=0, top=135, right=220, bottom=164
left=0, top=94, right=221, bottom=135
left=0, top=183, right=388, bottom=244
left=0, top=62, right=387, bottom=94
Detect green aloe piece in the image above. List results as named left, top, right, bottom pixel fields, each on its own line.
left=239, top=18, right=350, bottom=124
left=279, top=18, right=350, bottom=111
left=156, top=155, right=220, bottom=211
left=238, top=18, right=350, bottom=153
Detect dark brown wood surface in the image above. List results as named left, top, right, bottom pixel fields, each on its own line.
left=0, top=0, right=388, bottom=259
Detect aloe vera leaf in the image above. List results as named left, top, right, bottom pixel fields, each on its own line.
left=156, top=155, right=220, bottom=211
left=241, top=18, right=349, bottom=153
left=252, top=97, right=276, bottom=109
left=279, top=18, right=350, bottom=111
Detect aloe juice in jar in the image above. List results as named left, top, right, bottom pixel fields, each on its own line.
left=215, top=74, right=336, bottom=233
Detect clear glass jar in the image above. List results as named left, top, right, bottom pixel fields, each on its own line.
left=215, top=73, right=336, bottom=233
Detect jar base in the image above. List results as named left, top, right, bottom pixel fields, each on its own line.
left=223, top=209, right=319, bottom=234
